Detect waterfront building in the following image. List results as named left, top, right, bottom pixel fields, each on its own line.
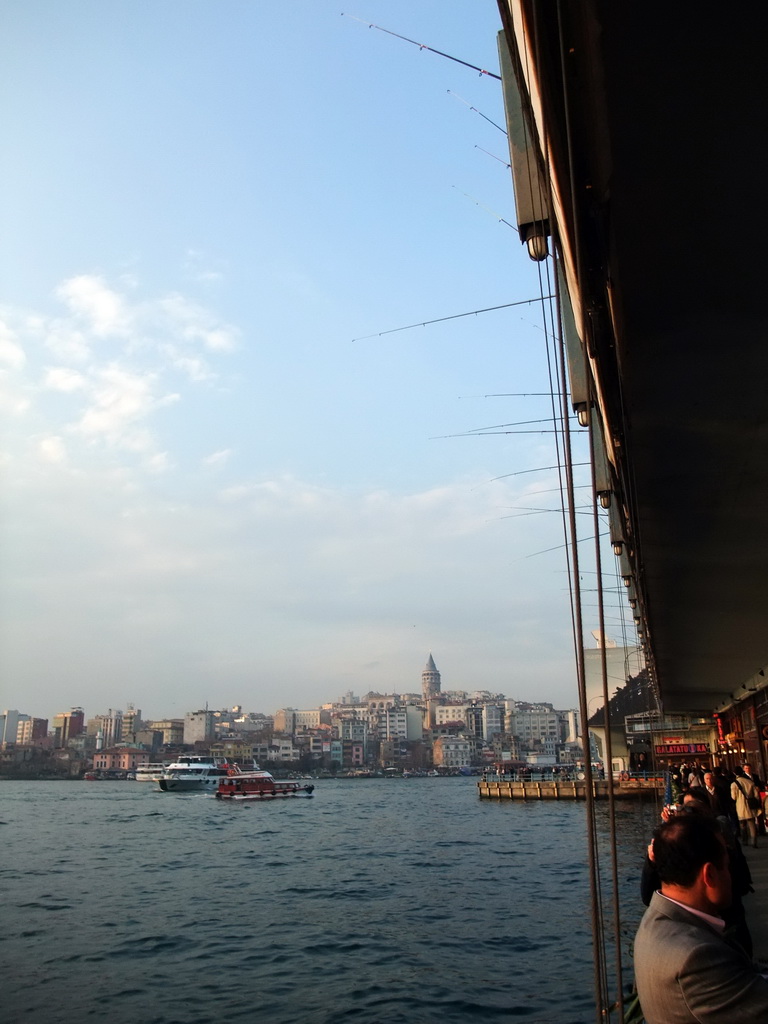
left=274, top=708, right=330, bottom=735
left=492, top=732, right=523, bottom=764
left=66, top=732, right=98, bottom=756
left=183, top=710, right=216, bottom=745
left=505, top=704, right=563, bottom=746
left=133, top=728, right=163, bottom=753
left=343, top=740, right=365, bottom=767
left=273, top=708, right=295, bottom=734
left=92, top=747, right=152, bottom=772
left=52, top=708, right=85, bottom=747
left=87, top=709, right=123, bottom=748
left=121, top=705, right=143, bottom=739
left=481, top=704, right=505, bottom=740
left=229, top=710, right=272, bottom=733
left=145, top=719, right=184, bottom=746
left=16, top=717, right=48, bottom=744
left=269, top=740, right=300, bottom=762
left=434, top=704, right=469, bottom=727
left=432, top=736, right=472, bottom=769
left=0, top=710, right=22, bottom=745
left=383, top=705, right=423, bottom=742
left=211, top=738, right=258, bottom=762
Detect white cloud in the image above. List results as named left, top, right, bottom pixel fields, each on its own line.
left=0, top=442, right=600, bottom=720
left=55, top=275, right=127, bottom=337
left=161, top=350, right=213, bottom=382
left=145, top=451, right=171, bottom=474
left=0, top=371, right=30, bottom=416
left=38, top=435, right=67, bottom=463
left=73, top=364, right=158, bottom=447
left=156, top=293, right=238, bottom=352
left=43, top=366, right=86, bottom=392
left=202, top=448, right=232, bottom=467
left=0, top=274, right=239, bottom=471
left=0, top=321, right=25, bottom=368
left=43, top=325, right=91, bottom=363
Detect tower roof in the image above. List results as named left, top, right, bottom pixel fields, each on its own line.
left=425, top=653, right=437, bottom=672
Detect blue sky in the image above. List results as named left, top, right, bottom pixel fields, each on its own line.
left=0, top=1, right=632, bottom=721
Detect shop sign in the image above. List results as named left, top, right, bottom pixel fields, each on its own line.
left=654, top=743, right=709, bottom=755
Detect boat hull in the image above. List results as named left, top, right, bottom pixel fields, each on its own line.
left=158, top=775, right=226, bottom=792
left=216, top=777, right=315, bottom=800
left=217, top=790, right=314, bottom=800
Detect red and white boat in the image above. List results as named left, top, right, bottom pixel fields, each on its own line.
left=215, top=765, right=315, bottom=801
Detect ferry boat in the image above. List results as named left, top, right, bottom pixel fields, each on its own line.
left=134, top=762, right=168, bottom=783
left=215, top=766, right=315, bottom=801
left=158, top=755, right=232, bottom=792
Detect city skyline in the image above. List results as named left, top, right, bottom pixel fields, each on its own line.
left=9, top=652, right=586, bottom=728
left=0, top=2, right=632, bottom=718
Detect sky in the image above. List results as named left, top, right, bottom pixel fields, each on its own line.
left=0, top=1, right=636, bottom=722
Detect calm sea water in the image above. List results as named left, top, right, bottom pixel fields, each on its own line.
left=1, top=779, right=658, bottom=1024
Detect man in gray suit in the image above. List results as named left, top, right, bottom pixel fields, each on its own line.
left=634, top=813, right=768, bottom=1023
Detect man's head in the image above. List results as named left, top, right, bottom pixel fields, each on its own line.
left=703, top=771, right=715, bottom=788
left=682, top=788, right=711, bottom=814
left=651, top=814, right=731, bottom=912
left=743, top=763, right=753, bottom=774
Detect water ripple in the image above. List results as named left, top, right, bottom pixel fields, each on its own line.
left=1, top=779, right=655, bottom=1023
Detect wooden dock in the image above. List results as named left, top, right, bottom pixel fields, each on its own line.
left=477, top=778, right=664, bottom=800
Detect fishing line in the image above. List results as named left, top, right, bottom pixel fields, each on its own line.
left=341, top=14, right=502, bottom=80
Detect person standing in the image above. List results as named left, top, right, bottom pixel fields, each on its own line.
left=731, top=771, right=760, bottom=849
left=742, top=763, right=765, bottom=834
left=687, top=762, right=705, bottom=788
left=742, top=762, right=764, bottom=791
left=634, top=815, right=768, bottom=1023
left=702, top=771, right=731, bottom=818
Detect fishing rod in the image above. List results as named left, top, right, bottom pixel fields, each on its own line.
left=433, top=428, right=565, bottom=438
left=447, top=91, right=507, bottom=134
left=489, top=462, right=590, bottom=482
left=451, top=187, right=517, bottom=232
left=341, top=13, right=502, bottom=80
left=474, top=145, right=511, bottom=169
left=351, top=296, right=552, bottom=342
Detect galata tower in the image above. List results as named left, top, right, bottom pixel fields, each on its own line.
left=421, top=653, right=441, bottom=700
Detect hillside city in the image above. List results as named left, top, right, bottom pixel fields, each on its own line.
left=0, top=655, right=589, bottom=778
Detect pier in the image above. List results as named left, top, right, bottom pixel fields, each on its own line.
left=477, top=777, right=664, bottom=800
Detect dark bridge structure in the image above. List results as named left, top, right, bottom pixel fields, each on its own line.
left=494, top=8, right=768, bottom=1013
left=497, top=0, right=768, bottom=720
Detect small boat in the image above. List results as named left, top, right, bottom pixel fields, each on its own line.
left=158, top=755, right=232, bottom=792
left=215, top=765, right=315, bottom=801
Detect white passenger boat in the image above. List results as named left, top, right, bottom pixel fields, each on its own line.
left=134, top=763, right=169, bottom=783
left=158, top=755, right=232, bottom=792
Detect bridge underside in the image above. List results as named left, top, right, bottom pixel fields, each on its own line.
left=499, top=1, right=768, bottom=712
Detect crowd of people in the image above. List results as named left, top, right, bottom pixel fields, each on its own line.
left=669, top=761, right=764, bottom=848
left=632, top=761, right=768, bottom=1022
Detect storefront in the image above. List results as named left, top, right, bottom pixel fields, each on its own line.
left=652, top=741, right=710, bottom=767
left=716, top=688, right=768, bottom=779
